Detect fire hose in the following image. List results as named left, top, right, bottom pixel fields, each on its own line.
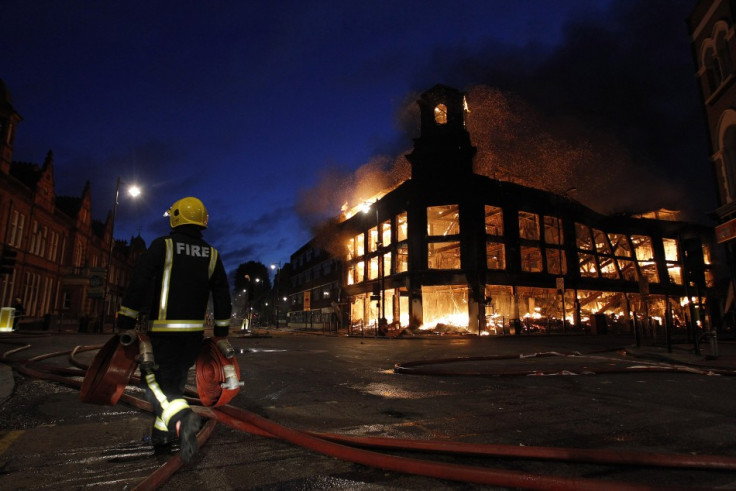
left=1, top=335, right=735, bottom=490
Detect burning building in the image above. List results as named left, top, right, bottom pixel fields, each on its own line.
left=290, top=84, right=715, bottom=337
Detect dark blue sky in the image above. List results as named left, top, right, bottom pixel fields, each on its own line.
left=1, top=0, right=710, bottom=276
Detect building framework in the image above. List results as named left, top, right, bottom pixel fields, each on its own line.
left=294, top=85, right=715, bottom=339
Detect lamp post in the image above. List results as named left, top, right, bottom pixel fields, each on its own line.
left=105, top=177, right=140, bottom=333
left=270, top=263, right=282, bottom=328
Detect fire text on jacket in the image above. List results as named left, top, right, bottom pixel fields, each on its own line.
left=175, top=242, right=210, bottom=257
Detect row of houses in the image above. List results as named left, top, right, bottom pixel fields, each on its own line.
left=0, top=79, right=144, bottom=331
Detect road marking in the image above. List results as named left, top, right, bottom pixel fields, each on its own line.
left=0, top=430, right=23, bottom=455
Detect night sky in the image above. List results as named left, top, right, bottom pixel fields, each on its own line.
left=1, top=0, right=711, bottom=278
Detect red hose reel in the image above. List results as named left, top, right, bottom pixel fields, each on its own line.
left=80, top=333, right=242, bottom=407
left=196, top=338, right=243, bottom=407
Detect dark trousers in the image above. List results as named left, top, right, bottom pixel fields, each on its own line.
left=143, top=331, right=203, bottom=433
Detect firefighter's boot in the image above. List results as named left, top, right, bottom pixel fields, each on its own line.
left=176, top=409, right=201, bottom=463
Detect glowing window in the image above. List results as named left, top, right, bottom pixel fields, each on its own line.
left=594, top=229, right=611, bottom=254
left=486, top=241, right=505, bottom=270
left=383, top=252, right=391, bottom=277
left=355, top=261, right=365, bottom=283
left=518, top=211, right=540, bottom=240
left=485, top=205, right=503, bottom=236
left=434, top=104, right=448, bottom=124
left=397, top=244, right=408, bottom=273
left=599, top=256, right=620, bottom=279
left=608, top=234, right=631, bottom=257
left=668, top=264, right=683, bottom=285
left=631, top=235, right=654, bottom=261
left=544, top=216, right=562, bottom=244
left=396, top=212, right=408, bottom=242
left=368, top=226, right=378, bottom=252
left=381, top=220, right=391, bottom=247
left=546, top=249, right=566, bottom=275
left=347, top=237, right=355, bottom=260
left=579, top=253, right=598, bottom=277
left=355, top=233, right=365, bottom=257
left=663, top=238, right=679, bottom=261
left=520, top=246, right=542, bottom=273
left=427, top=205, right=460, bottom=236
left=575, top=223, right=593, bottom=250
left=428, top=242, right=461, bottom=269
left=368, top=256, right=378, bottom=280
left=617, top=259, right=637, bottom=281
left=639, top=262, right=659, bottom=284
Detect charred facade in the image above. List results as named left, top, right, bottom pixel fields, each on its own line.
left=310, top=84, right=715, bottom=336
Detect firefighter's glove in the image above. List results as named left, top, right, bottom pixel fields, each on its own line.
left=213, top=337, right=235, bottom=359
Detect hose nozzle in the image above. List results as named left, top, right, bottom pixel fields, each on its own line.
left=221, top=364, right=244, bottom=390
left=137, top=336, right=157, bottom=372
left=215, top=338, right=235, bottom=359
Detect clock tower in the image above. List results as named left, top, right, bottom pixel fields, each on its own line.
left=406, top=84, right=476, bottom=183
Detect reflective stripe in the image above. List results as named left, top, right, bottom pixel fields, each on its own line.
left=146, top=374, right=190, bottom=427
left=161, top=398, right=190, bottom=427
left=151, top=320, right=205, bottom=332
left=118, top=305, right=139, bottom=319
left=215, top=319, right=230, bottom=327
left=154, top=417, right=167, bottom=431
left=159, top=239, right=174, bottom=321
left=208, top=248, right=217, bottom=279
left=145, top=373, right=169, bottom=407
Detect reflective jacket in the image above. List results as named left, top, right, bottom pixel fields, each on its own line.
left=118, top=225, right=231, bottom=337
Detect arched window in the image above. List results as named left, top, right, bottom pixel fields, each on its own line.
left=433, top=104, right=448, bottom=125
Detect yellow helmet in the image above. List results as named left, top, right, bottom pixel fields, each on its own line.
left=166, top=197, right=208, bottom=228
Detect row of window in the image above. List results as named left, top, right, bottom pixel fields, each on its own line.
left=345, top=205, right=712, bottom=287
left=9, top=210, right=66, bottom=263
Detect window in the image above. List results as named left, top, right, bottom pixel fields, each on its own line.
left=434, top=104, right=448, bottom=124
left=663, top=238, right=679, bottom=261
left=631, top=235, right=658, bottom=283
left=381, top=220, right=391, bottom=247
left=518, top=211, right=539, bottom=240
left=575, top=223, right=593, bottom=250
left=397, top=244, right=408, bottom=273
left=427, top=205, right=460, bottom=236
left=520, top=246, right=542, bottom=273
left=396, top=212, right=408, bottom=242
left=579, top=253, right=598, bottom=277
left=355, top=233, right=365, bottom=257
left=428, top=242, right=461, bottom=269
left=663, top=238, right=681, bottom=285
left=383, top=252, right=391, bottom=277
left=543, top=216, right=562, bottom=244
left=368, top=226, right=378, bottom=252
left=593, top=229, right=611, bottom=254
left=347, top=236, right=355, bottom=260
left=368, top=256, right=379, bottom=280
left=8, top=210, right=25, bottom=248
left=546, top=249, right=566, bottom=275
left=485, top=206, right=503, bottom=236
left=599, top=256, right=620, bottom=279
left=487, top=242, right=505, bottom=270
left=608, top=233, right=631, bottom=257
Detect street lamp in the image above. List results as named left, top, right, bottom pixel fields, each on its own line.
left=271, top=262, right=282, bottom=328
left=105, top=176, right=140, bottom=333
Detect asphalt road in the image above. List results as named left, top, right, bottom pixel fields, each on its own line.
left=0, top=330, right=735, bottom=490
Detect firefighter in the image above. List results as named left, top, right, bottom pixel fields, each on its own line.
left=117, top=196, right=232, bottom=463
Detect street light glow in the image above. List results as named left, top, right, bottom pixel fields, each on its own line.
left=127, top=185, right=141, bottom=197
